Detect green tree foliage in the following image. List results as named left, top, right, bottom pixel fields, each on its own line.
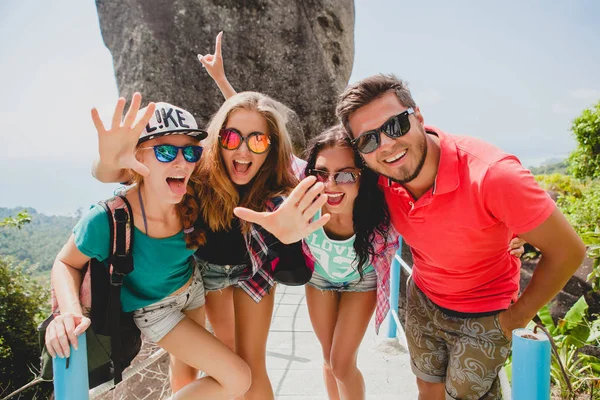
left=536, top=174, right=600, bottom=291
left=0, top=207, right=78, bottom=274
left=581, top=231, right=600, bottom=292
left=568, top=100, right=600, bottom=179
left=0, top=211, right=32, bottom=229
left=536, top=175, right=600, bottom=236
left=0, top=256, right=50, bottom=398
left=562, top=182, right=600, bottom=238
left=535, top=173, right=583, bottom=198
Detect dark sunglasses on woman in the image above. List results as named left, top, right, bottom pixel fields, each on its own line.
left=308, top=169, right=361, bottom=185
left=351, top=107, right=414, bottom=154
left=219, top=128, right=271, bottom=154
left=140, top=144, right=204, bottom=163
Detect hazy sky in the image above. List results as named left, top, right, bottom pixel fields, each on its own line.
left=1, top=0, right=599, bottom=214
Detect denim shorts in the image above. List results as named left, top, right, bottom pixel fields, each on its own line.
left=132, top=266, right=205, bottom=343
left=307, top=269, right=377, bottom=292
left=197, top=259, right=251, bottom=292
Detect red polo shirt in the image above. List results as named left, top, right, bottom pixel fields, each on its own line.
left=380, top=127, right=555, bottom=313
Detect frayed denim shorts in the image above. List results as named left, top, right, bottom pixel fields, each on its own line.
left=197, top=258, right=250, bottom=292
left=133, top=266, right=205, bottom=343
left=307, top=269, right=377, bottom=292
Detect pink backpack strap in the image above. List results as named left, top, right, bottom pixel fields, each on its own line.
left=50, top=195, right=134, bottom=316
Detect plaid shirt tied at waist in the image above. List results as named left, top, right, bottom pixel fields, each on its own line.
left=239, top=196, right=286, bottom=303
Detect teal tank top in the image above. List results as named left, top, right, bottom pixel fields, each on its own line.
left=305, top=209, right=374, bottom=283
left=73, top=203, right=195, bottom=312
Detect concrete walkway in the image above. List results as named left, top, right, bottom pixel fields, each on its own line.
left=267, top=285, right=419, bottom=399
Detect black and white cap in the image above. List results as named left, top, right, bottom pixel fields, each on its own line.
left=137, top=102, right=208, bottom=144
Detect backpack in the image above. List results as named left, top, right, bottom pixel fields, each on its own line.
left=37, top=194, right=142, bottom=390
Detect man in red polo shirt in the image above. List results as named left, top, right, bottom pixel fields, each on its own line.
left=332, top=74, right=586, bottom=399
left=234, top=74, right=586, bottom=399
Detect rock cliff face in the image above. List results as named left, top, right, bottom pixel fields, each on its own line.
left=95, top=0, right=355, bottom=150
left=95, top=341, right=171, bottom=400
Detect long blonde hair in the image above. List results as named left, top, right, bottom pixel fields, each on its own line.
left=190, top=91, right=298, bottom=233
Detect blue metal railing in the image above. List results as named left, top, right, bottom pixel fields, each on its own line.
left=52, top=344, right=166, bottom=399
left=386, top=238, right=411, bottom=348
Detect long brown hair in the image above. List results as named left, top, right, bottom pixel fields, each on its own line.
left=190, top=91, right=298, bottom=233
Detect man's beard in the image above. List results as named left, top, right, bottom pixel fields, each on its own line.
left=385, top=131, right=428, bottom=184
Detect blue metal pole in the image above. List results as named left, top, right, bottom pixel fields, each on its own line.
left=512, top=328, right=551, bottom=400
left=387, top=237, right=403, bottom=338
left=52, top=333, right=89, bottom=399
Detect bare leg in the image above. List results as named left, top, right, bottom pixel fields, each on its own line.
left=205, top=287, right=236, bottom=351
left=305, top=285, right=341, bottom=400
left=158, top=316, right=251, bottom=400
left=416, top=379, right=445, bottom=400
left=329, top=290, right=376, bottom=400
left=233, top=286, right=276, bottom=400
left=170, top=306, right=206, bottom=393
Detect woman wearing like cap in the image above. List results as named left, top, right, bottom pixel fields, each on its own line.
left=93, top=89, right=325, bottom=399
left=45, top=94, right=251, bottom=400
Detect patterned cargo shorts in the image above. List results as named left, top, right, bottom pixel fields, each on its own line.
left=406, top=279, right=512, bottom=400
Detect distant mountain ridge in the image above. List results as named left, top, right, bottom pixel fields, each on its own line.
left=528, top=159, right=569, bottom=175
left=0, top=207, right=79, bottom=273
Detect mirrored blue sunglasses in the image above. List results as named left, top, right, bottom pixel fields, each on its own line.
left=140, top=144, right=203, bottom=163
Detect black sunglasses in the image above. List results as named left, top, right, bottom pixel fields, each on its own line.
left=351, top=108, right=415, bottom=154
left=308, top=169, right=360, bottom=185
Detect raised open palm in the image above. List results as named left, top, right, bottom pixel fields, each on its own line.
left=91, top=92, right=155, bottom=177
left=234, top=176, right=331, bottom=244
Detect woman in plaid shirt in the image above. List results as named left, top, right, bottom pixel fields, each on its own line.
left=201, top=43, right=398, bottom=396
left=188, top=91, right=311, bottom=400
left=199, top=36, right=397, bottom=398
